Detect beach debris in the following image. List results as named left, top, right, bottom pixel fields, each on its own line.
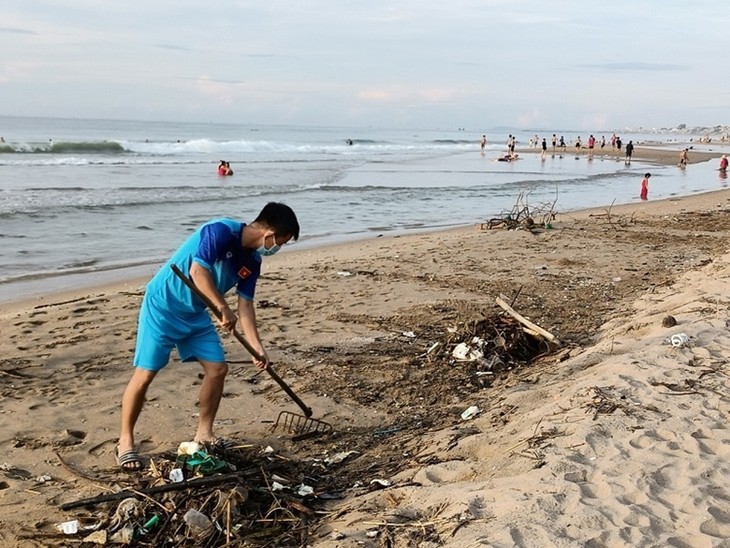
left=336, top=270, right=353, bottom=277
left=82, top=530, right=108, bottom=544
left=57, top=519, right=80, bottom=535
left=402, top=330, right=416, bottom=338
left=662, top=315, right=678, bottom=327
left=670, top=333, right=691, bottom=347
left=480, top=190, right=557, bottom=231
left=169, top=468, right=184, bottom=483
left=495, top=295, right=559, bottom=346
left=461, top=405, right=481, bottom=420
left=177, top=441, right=202, bottom=455
left=452, top=339, right=485, bottom=361
left=325, top=450, right=359, bottom=465
left=183, top=508, right=213, bottom=534
left=296, top=483, right=315, bottom=496
left=50, top=444, right=337, bottom=547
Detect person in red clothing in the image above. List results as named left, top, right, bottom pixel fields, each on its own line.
left=640, top=173, right=651, bottom=201
left=720, top=155, right=728, bottom=173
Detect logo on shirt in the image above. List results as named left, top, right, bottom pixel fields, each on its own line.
left=226, top=252, right=233, bottom=259
left=238, top=266, right=252, bottom=279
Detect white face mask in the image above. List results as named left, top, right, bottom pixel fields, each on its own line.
left=256, top=233, right=280, bottom=257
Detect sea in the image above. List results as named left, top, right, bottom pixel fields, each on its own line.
left=0, top=116, right=726, bottom=302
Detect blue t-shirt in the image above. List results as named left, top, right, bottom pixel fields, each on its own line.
left=145, top=219, right=261, bottom=316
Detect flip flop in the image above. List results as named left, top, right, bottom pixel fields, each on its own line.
left=116, top=448, right=144, bottom=472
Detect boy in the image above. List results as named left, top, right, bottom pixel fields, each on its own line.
left=117, top=202, right=299, bottom=471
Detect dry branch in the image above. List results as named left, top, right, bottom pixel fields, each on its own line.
left=495, top=296, right=559, bottom=345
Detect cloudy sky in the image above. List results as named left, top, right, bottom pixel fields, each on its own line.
left=1, top=1, right=727, bottom=131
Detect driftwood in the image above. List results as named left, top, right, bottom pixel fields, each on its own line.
left=495, top=295, right=559, bottom=345
left=60, top=470, right=256, bottom=510
left=481, top=189, right=558, bottom=231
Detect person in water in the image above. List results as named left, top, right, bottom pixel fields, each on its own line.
left=640, top=173, right=651, bottom=200
left=217, top=161, right=234, bottom=176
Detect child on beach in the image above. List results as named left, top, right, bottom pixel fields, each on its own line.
left=720, top=155, right=728, bottom=172
left=640, top=173, right=651, bottom=200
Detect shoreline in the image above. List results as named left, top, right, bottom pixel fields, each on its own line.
left=2, top=143, right=725, bottom=306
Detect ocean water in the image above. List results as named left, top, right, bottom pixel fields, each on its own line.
left=0, top=116, right=726, bottom=300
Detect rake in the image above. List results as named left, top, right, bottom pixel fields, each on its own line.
left=273, top=410, right=333, bottom=441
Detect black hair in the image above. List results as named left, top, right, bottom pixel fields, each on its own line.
left=253, top=202, right=300, bottom=240
left=644, top=173, right=651, bottom=178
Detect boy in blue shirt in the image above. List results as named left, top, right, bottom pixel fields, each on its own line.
left=117, top=202, right=300, bottom=471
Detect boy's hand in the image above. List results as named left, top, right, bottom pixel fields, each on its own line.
left=218, top=306, right=238, bottom=331
left=253, top=350, right=270, bottom=370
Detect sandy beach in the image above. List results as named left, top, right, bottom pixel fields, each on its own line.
left=2, top=145, right=730, bottom=546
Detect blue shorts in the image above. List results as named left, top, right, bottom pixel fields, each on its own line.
left=133, top=296, right=225, bottom=371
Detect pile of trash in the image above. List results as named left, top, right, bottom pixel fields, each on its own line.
left=46, top=441, right=341, bottom=547
left=425, top=315, right=549, bottom=373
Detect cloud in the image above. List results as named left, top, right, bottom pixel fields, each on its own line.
left=580, top=62, right=687, bottom=72
left=153, top=44, right=194, bottom=52
left=0, top=27, right=37, bottom=35
left=357, top=86, right=473, bottom=105
left=177, top=76, right=247, bottom=85
left=517, top=108, right=544, bottom=128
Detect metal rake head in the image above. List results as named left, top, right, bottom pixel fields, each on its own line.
left=273, top=411, right=333, bottom=441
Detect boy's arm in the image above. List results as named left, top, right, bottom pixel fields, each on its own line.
left=237, top=296, right=269, bottom=369
left=189, top=262, right=237, bottom=330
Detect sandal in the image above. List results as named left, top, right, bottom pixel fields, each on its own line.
left=116, top=448, right=144, bottom=472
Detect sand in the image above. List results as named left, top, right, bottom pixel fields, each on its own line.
left=2, top=146, right=730, bottom=546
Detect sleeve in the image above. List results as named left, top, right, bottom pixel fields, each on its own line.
left=193, top=222, right=233, bottom=270
left=236, top=258, right=261, bottom=302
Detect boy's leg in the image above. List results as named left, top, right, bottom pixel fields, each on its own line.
left=194, top=360, right=229, bottom=443
left=119, top=368, right=158, bottom=456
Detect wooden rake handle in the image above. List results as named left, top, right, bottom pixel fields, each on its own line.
left=171, top=264, right=313, bottom=417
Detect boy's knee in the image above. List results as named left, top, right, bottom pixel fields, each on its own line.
left=203, top=362, right=229, bottom=379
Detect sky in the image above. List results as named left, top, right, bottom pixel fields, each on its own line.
left=1, top=1, right=728, bottom=131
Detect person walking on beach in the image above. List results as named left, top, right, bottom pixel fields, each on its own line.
left=574, top=136, right=582, bottom=157
left=479, top=134, right=487, bottom=154
left=541, top=138, right=547, bottom=160
left=615, top=137, right=623, bottom=159
left=116, top=202, right=300, bottom=471
left=625, top=140, right=634, bottom=164
left=587, top=135, right=596, bottom=159
left=640, top=173, right=651, bottom=200
left=507, top=135, right=516, bottom=158
left=720, top=155, right=728, bottom=173
left=679, top=148, right=689, bottom=168
left=551, top=134, right=557, bottom=154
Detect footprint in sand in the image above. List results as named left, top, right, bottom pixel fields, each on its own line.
left=700, top=506, right=730, bottom=537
